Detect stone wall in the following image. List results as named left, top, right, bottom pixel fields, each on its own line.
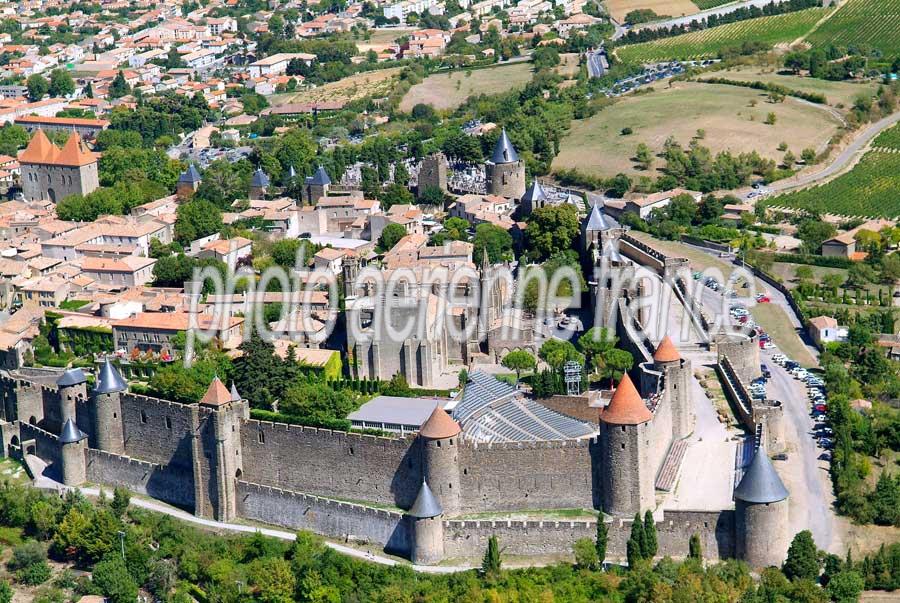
left=458, top=439, right=598, bottom=513
left=236, top=481, right=410, bottom=554
left=19, top=422, right=59, bottom=466
left=120, top=394, right=196, bottom=471
left=239, top=419, right=421, bottom=509
left=539, top=395, right=598, bottom=424
left=85, top=449, right=195, bottom=509
left=443, top=509, right=735, bottom=560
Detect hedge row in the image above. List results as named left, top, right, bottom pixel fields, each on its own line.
left=699, top=77, right=827, bottom=104
left=771, top=253, right=854, bottom=269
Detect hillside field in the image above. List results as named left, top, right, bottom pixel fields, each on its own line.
left=806, top=0, right=900, bottom=56
left=271, top=68, right=401, bottom=106
left=399, top=62, right=534, bottom=112
left=552, top=81, right=841, bottom=178
left=615, top=7, right=830, bottom=62
left=765, top=150, right=900, bottom=218
left=604, top=0, right=699, bottom=22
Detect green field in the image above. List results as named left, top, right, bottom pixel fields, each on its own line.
left=766, top=151, right=900, bottom=218
left=807, top=0, right=900, bottom=56
left=693, top=0, right=735, bottom=8
left=616, top=8, right=830, bottom=62
left=872, top=123, right=900, bottom=150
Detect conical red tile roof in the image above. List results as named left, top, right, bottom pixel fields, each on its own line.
left=18, top=129, right=58, bottom=164
left=55, top=131, right=98, bottom=167
left=419, top=406, right=461, bottom=439
left=653, top=335, right=681, bottom=363
left=600, top=373, right=652, bottom=425
left=200, top=376, right=232, bottom=407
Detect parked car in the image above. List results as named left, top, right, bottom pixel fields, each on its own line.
left=761, top=364, right=771, bottom=379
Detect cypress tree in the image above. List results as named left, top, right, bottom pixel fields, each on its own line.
left=689, top=533, right=702, bottom=560
left=629, top=513, right=645, bottom=561
left=643, top=510, right=657, bottom=558
left=481, top=535, right=501, bottom=580
left=595, top=512, right=608, bottom=568
left=626, top=535, right=640, bottom=568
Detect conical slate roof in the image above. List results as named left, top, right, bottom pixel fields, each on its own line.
left=250, top=168, right=270, bottom=187
left=521, top=180, right=546, bottom=203
left=734, top=448, right=789, bottom=504
left=59, top=418, right=86, bottom=444
left=600, top=373, right=652, bottom=425
left=585, top=203, right=615, bottom=231
left=94, top=357, right=127, bottom=394
left=200, top=376, right=232, bottom=407
left=287, top=165, right=297, bottom=179
left=419, top=406, right=461, bottom=439
left=407, top=480, right=443, bottom=518
left=653, top=336, right=681, bottom=363
left=490, top=129, right=518, bottom=164
left=306, top=165, right=331, bottom=185
left=57, top=367, right=87, bottom=387
left=230, top=381, right=241, bottom=402
left=178, top=163, right=202, bottom=184
left=600, top=239, right=624, bottom=264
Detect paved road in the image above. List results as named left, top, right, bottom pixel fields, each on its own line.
left=629, top=0, right=798, bottom=33
left=766, top=110, right=900, bottom=195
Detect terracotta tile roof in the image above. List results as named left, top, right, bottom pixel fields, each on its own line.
left=418, top=406, right=461, bottom=439
left=200, top=376, right=232, bottom=406
left=600, top=374, right=652, bottom=425
left=653, top=335, right=680, bottom=363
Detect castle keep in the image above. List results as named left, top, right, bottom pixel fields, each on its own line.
left=18, top=130, right=100, bottom=203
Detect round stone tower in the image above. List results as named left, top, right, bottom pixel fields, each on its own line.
left=92, top=357, right=126, bottom=454
left=734, top=447, right=789, bottom=568
left=59, top=418, right=87, bottom=486
left=653, top=336, right=693, bottom=440
left=405, top=480, right=445, bottom=565
left=417, top=406, right=462, bottom=516
left=56, top=368, right=87, bottom=428
left=486, top=129, right=526, bottom=200
left=599, top=373, right=654, bottom=516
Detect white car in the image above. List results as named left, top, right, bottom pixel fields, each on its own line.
left=772, top=354, right=786, bottom=363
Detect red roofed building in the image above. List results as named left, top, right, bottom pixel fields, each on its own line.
left=19, top=130, right=99, bottom=203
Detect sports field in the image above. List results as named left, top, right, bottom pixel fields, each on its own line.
left=765, top=151, right=900, bottom=218
left=702, top=66, right=878, bottom=110
left=806, top=0, right=900, bottom=56
left=552, top=81, right=841, bottom=178
left=399, top=62, right=534, bottom=111
left=615, top=7, right=830, bottom=63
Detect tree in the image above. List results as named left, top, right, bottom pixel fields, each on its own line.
left=696, top=194, right=724, bottom=224
left=782, top=530, right=820, bottom=581
left=481, top=535, right=501, bottom=580
left=377, top=223, right=407, bottom=252
left=608, top=173, right=632, bottom=197
left=765, top=112, right=777, bottom=125
left=797, top=220, right=836, bottom=254
left=26, top=74, right=49, bottom=101
left=378, top=183, right=414, bottom=210
left=473, top=223, right=513, bottom=263
left=626, top=534, right=641, bottom=568
left=595, top=513, right=608, bottom=568
left=826, top=570, right=864, bottom=602
left=418, top=185, right=447, bottom=206
left=48, top=68, right=75, bottom=97
left=689, top=533, right=702, bottom=560
left=525, top=204, right=580, bottom=261
left=501, top=350, right=536, bottom=381
left=578, top=327, right=616, bottom=369
left=382, top=373, right=412, bottom=397
left=9, top=541, right=50, bottom=585
left=635, top=143, right=653, bottom=170
left=795, top=265, right=814, bottom=281
left=573, top=538, right=599, bottom=570
left=249, top=557, right=295, bottom=603
left=597, top=348, right=633, bottom=384
left=92, top=554, right=139, bottom=603
left=628, top=513, right=645, bottom=565
left=538, top=339, right=581, bottom=371
left=108, top=71, right=131, bottom=99
left=881, top=253, right=900, bottom=283
left=642, top=510, right=657, bottom=558
left=533, top=46, right=560, bottom=70
left=664, top=193, right=698, bottom=227
left=0, top=581, right=11, bottom=603
left=110, top=487, right=130, bottom=518
left=174, top=199, right=223, bottom=245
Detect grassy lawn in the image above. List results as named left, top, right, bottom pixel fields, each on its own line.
left=616, top=8, right=830, bottom=63
left=701, top=65, right=878, bottom=109
left=750, top=303, right=818, bottom=367
left=271, top=68, right=402, bottom=106
left=806, top=0, right=900, bottom=56
left=399, top=62, right=534, bottom=112
left=552, top=81, right=841, bottom=179
left=604, top=0, right=700, bottom=21
left=0, top=458, right=29, bottom=484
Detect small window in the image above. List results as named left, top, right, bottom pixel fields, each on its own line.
left=258, top=431, right=265, bottom=444
left=621, top=426, right=626, bottom=432
left=165, top=417, right=172, bottom=429
left=349, top=446, right=354, bottom=455
left=621, top=443, right=626, bottom=450
left=140, top=411, right=147, bottom=424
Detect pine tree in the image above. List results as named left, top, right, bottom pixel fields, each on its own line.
left=481, top=535, right=501, bottom=580
left=689, top=533, right=702, bottom=560
left=643, top=510, right=657, bottom=558
left=595, top=512, right=608, bottom=568
left=783, top=530, right=820, bottom=581
left=84, top=81, right=93, bottom=99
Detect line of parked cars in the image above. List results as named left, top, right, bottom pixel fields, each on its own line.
left=770, top=353, right=833, bottom=451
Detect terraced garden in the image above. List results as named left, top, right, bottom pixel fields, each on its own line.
left=806, top=0, right=900, bottom=56
left=765, top=151, right=900, bottom=218
left=615, top=7, right=830, bottom=62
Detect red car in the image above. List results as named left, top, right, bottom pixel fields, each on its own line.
left=756, top=295, right=771, bottom=303
left=814, top=404, right=827, bottom=413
